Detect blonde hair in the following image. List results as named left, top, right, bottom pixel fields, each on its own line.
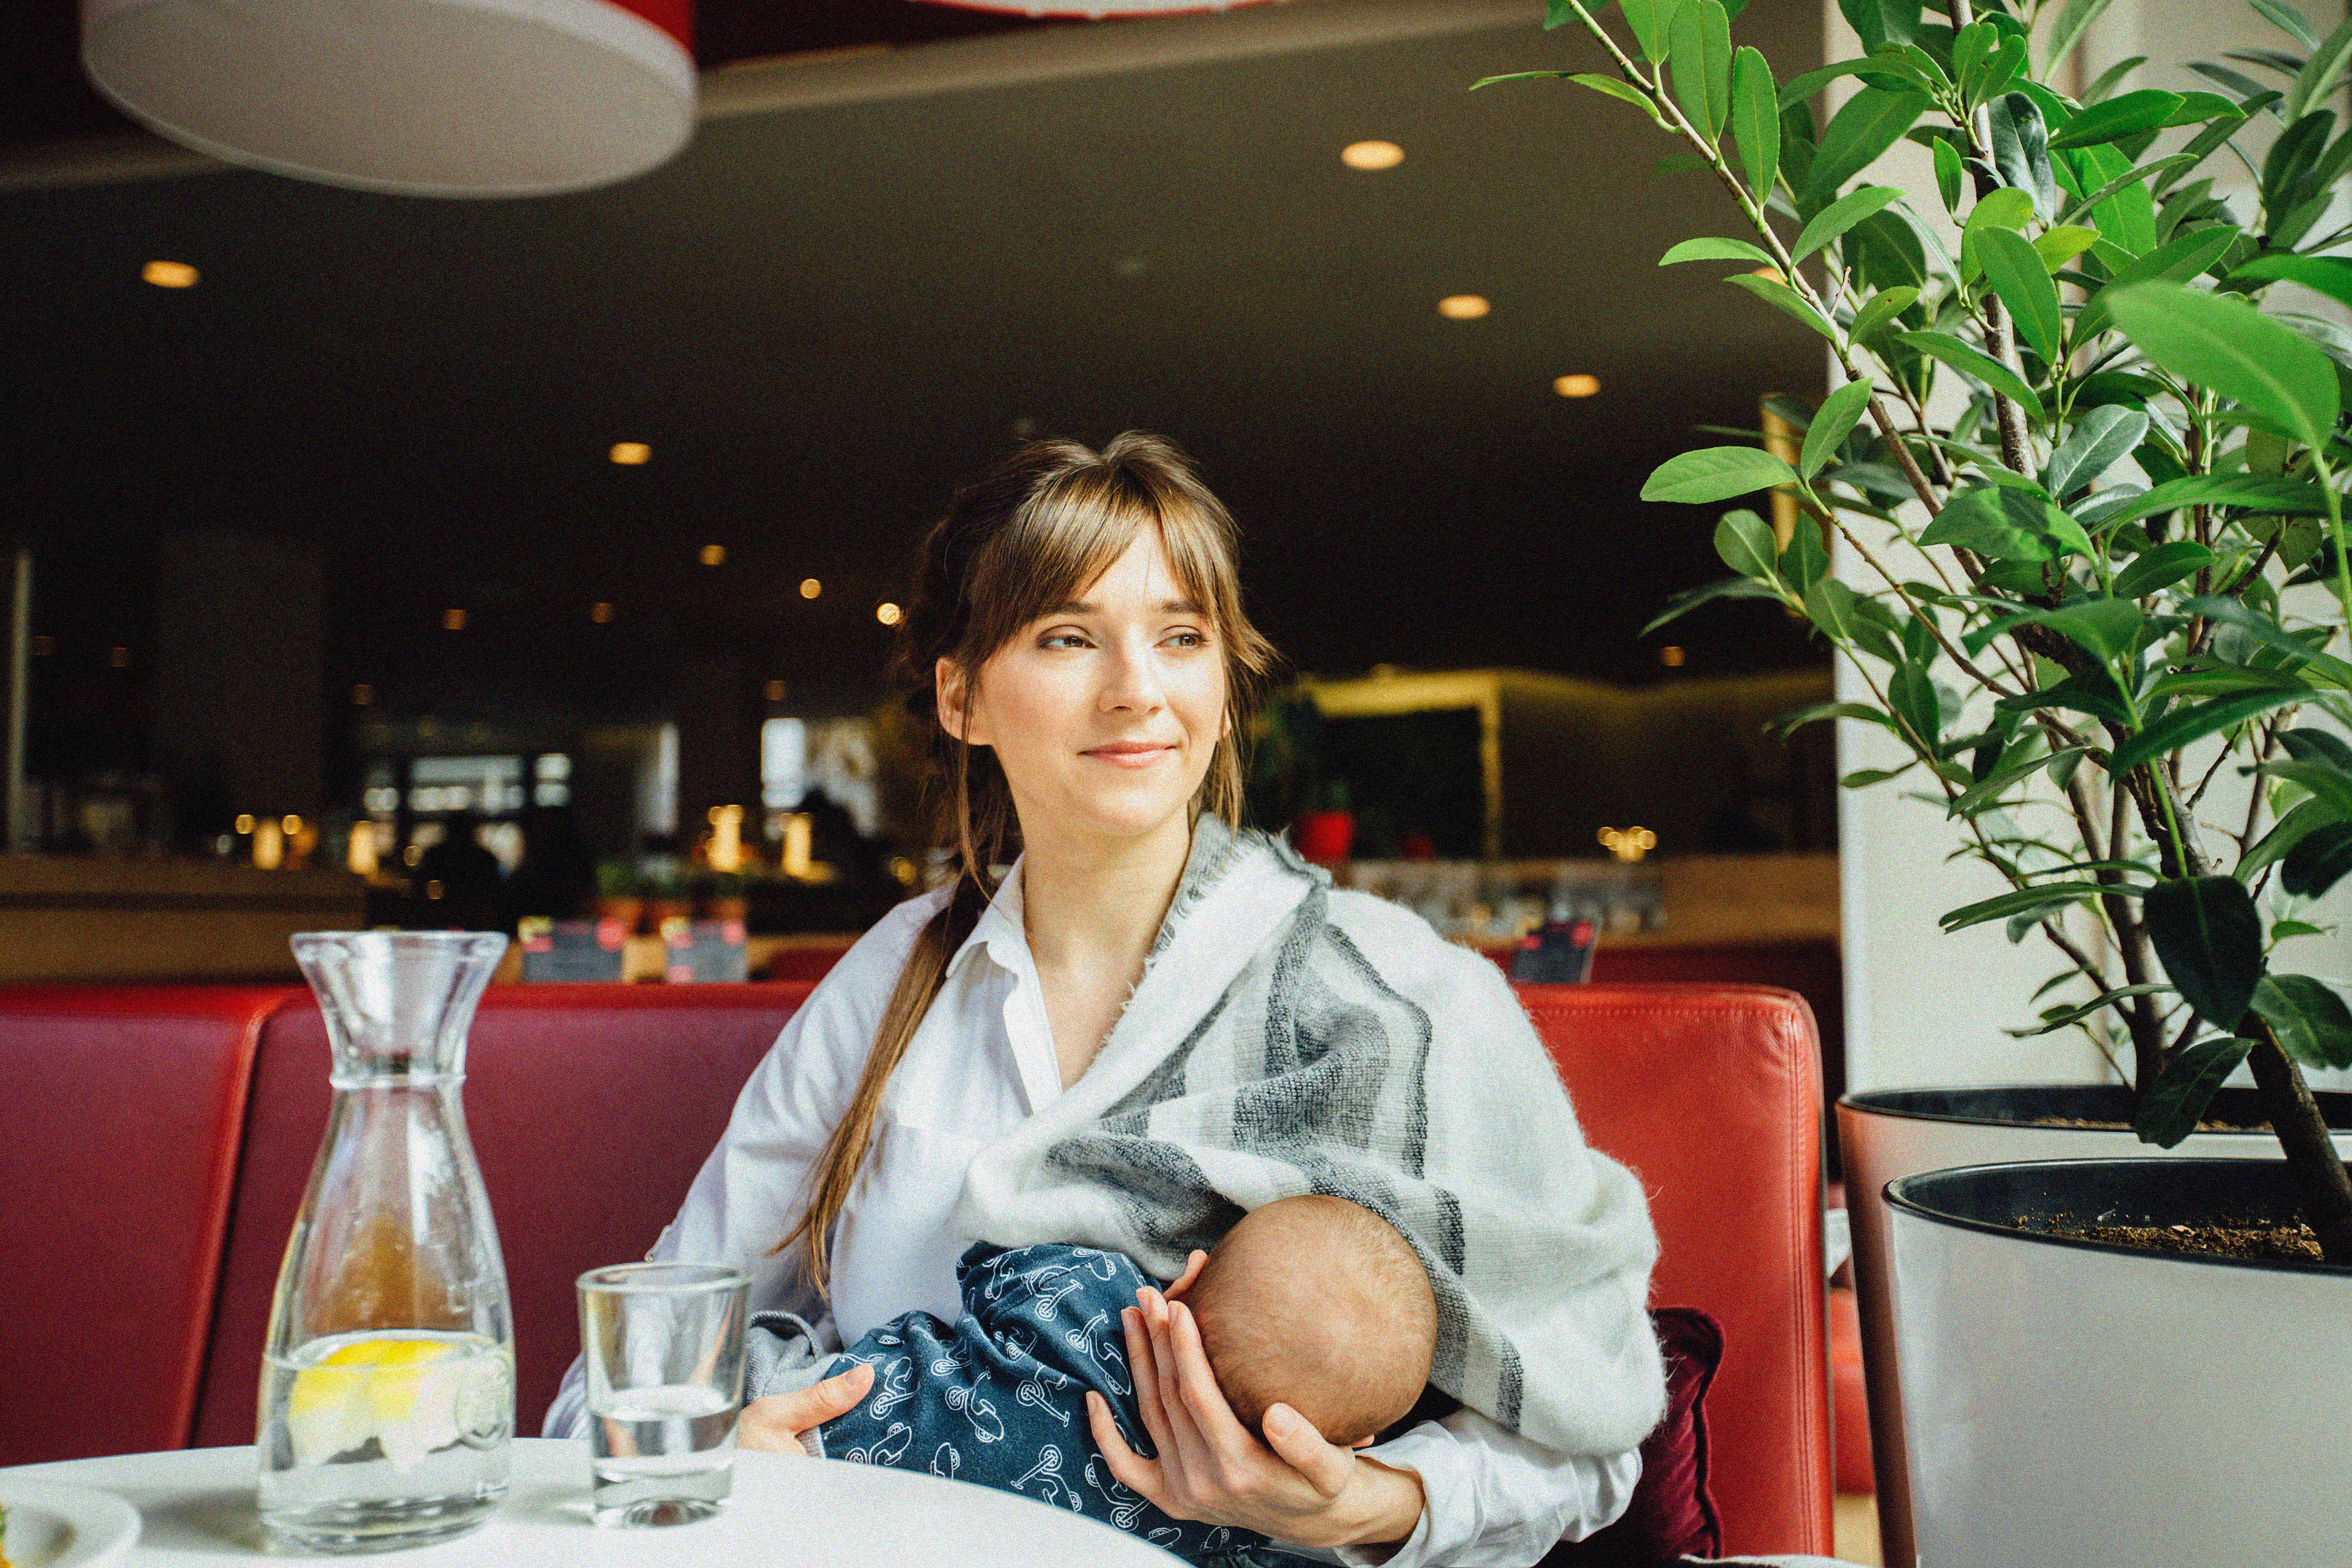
left=778, top=431, right=1280, bottom=1290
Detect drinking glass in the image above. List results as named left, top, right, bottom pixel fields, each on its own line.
left=577, top=1262, right=750, bottom=1526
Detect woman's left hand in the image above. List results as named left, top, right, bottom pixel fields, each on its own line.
left=1083, top=1254, right=1427, bottom=1552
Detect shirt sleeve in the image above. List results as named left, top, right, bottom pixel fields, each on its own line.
left=1328, top=1412, right=1643, bottom=1568
left=541, top=893, right=943, bottom=1438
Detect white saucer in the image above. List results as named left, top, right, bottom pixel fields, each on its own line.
left=1, top=1477, right=141, bottom=1568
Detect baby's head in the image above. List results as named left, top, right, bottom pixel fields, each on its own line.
left=1183, top=1195, right=1437, bottom=1448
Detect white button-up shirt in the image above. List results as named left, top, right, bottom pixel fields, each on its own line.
left=548, top=867, right=1639, bottom=1567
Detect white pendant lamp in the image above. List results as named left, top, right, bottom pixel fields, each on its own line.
left=81, top=0, right=697, bottom=197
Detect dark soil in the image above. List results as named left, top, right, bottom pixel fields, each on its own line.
left=2023, top=1116, right=2272, bottom=1132
left=2017, top=1214, right=2325, bottom=1263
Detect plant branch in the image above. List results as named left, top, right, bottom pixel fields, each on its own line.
left=2241, top=1022, right=2352, bottom=1265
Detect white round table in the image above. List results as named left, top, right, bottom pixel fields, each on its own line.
left=4, top=1438, right=1179, bottom=1565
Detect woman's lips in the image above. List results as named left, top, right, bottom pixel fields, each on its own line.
left=1082, top=743, right=1175, bottom=768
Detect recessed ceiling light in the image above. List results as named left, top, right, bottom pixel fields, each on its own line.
left=765, top=679, right=787, bottom=703
left=701, top=544, right=727, bottom=566
left=1438, top=295, right=1490, bottom=319
left=800, top=578, right=822, bottom=600
left=442, top=608, right=466, bottom=630
left=609, top=442, right=651, bottom=465
left=1554, top=374, right=1602, bottom=398
left=1342, top=140, right=1403, bottom=170
left=877, top=603, right=903, bottom=626
left=1660, top=645, right=1687, bottom=667
left=590, top=601, right=614, bottom=623
left=142, top=261, right=198, bottom=288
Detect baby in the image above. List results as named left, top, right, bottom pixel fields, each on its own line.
left=746, top=1194, right=1439, bottom=1566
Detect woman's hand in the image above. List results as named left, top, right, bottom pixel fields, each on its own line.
left=737, top=1362, right=875, bottom=1455
left=1083, top=1259, right=1426, bottom=1553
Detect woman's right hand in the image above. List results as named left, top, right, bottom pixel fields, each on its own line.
left=737, top=1361, right=876, bottom=1454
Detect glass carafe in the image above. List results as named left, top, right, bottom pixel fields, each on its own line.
left=260, top=930, right=515, bottom=1554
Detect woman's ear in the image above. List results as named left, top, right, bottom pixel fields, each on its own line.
left=936, top=657, right=988, bottom=747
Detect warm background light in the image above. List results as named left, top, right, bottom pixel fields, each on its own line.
left=701, top=544, right=727, bottom=566
left=590, top=602, right=613, bottom=622
left=876, top=602, right=902, bottom=626
left=1341, top=140, right=1403, bottom=170
left=1554, top=374, right=1602, bottom=398
left=1660, top=645, right=1687, bottom=667
left=1438, top=294, right=1490, bottom=319
left=798, top=578, right=821, bottom=599
left=351, top=683, right=373, bottom=705
left=441, top=608, right=466, bottom=630
left=108, top=646, right=131, bottom=668
left=765, top=679, right=787, bottom=702
left=234, top=814, right=255, bottom=836
left=609, top=442, right=650, bottom=465
left=142, top=261, right=198, bottom=288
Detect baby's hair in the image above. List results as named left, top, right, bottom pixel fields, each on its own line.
left=1185, top=1194, right=1438, bottom=1447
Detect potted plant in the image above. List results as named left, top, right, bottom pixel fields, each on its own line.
left=592, top=859, right=645, bottom=936
left=1483, top=1, right=2352, bottom=1562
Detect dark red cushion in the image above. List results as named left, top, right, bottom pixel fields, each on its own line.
left=1541, top=1306, right=1725, bottom=1567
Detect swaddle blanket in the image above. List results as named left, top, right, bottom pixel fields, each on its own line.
left=750, top=1243, right=1313, bottom=1568
left=954, top=817, right=1668, bottom=1457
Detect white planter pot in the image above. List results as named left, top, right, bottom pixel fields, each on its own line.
left=1837, top=1086, right=2352, bottom=1567
left=1887, top=1158, right=2352, bottom=1567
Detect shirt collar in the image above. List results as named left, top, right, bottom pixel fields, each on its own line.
left=946, top=856, right=1029, bottom=980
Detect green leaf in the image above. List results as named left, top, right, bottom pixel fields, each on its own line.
left=1920, top=483, right=2090, bottom=561
left=1841, top=766, right=1913, bottom=787
left=2142, top=875, right=2266, bottom=1026
left=1669, top=0, right=1734, bottom=140
left=2179, top=596, right=2352, bottom=690
left=2250, top=974, right=2352, bottom=1069
left=2114, top=539, right=2213, bottom=598
left=1620, top=0, right=1680, bottom=65
left=1963, top=186, right=2038, bottom=255
left=2273, top=919, right=2328, bottom=940
left=1849, top=285, right=1918, bottom=343
left=1722, top=272, right=1841, bottom=340
left=1976, top=227, right=2066, bottom=362
left=2106, top=689, right=2311, bottom=777
left=1791, top=184, right=1906, bottom=262
left=2254, top=0, right=2321, bottom=51
left=1897, top=329, right=2044, bottom=410
left=2282, top=821, right=2352, bottom=898
left=1805, top=88, right=1932, bottom=203
left=1780, top=517, right=1829, bottom=593
left=1564, top=72, right=1669, bottom=128
left=2106, top=282, right=2340, bottom=449
left=1660, top=236, right=1781, bottom=268
left=2006, top=982, right=2171, bottom=1037
left=1640, top=576, right=1782, bottom=635
left=1646, top=447, right=1801, bottom=504
left=2283, top=11, right=2352, bottom=124
left=2232, top=252, right=2352, bottom=314
left=2049, top=89, right=2187, bottom=148
left=1889, top=662, right=1941, bottom=747
left=2034, top=225, right=2103, bottom=271
left=1731, top=47, right=1780, bottom=207
left=1995, top=665, right=2133, bottom=725
left=1801, top=379, right=1877, bottom=478
left=2134, top=1037, right=2252, bottom=1147
left=1801, top=576, right=1861, bottom=642
left=1932, top=136, right=1963, bottom=213
left=2094, top=474, right=2331, bottom=528
left=2045, top=406, right=2149, bottom=497
left=2242, top=796, right=2332, bottom=879
left=1767, top=699, right=1897, bottom=737
left=2083, top=54, right=2148, bottom=105
left=2005, top=598, right=2147, bottom=663
left=1938, top=881, right=2106, bottom=933
left=1989, top=94, right=2057, bottom=219
left=2277, top=727, right=2352, bottom=776
left=1712, top=507, right=1780, bottom=576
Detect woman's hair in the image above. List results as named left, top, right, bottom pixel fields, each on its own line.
left=779, top=431, right=1280, bottom=1290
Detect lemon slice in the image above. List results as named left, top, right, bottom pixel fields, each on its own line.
left=286, top=1337, right=467, bottom=1472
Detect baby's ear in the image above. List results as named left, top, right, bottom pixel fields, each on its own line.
left=1349, top=1434, right=1376, bottom=1449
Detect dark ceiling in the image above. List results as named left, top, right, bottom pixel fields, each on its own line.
left=3, top=0, right=1827, bottom=743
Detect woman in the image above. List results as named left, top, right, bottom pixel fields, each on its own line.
left=547, top=433, right=1664, bottom=1565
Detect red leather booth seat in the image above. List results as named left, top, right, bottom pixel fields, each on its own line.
left=7, top=979, right=1828, bottom=1558
left=0, top=986, right=288, bottom=1465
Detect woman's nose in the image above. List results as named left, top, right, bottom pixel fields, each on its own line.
left=1099, top=639, right=1165, bottom=712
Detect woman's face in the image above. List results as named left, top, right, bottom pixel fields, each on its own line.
left=944, top=528, right=1228, bottom=852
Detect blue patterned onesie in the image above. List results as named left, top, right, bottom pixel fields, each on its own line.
left=749, top=1243, right=1318, bottom=1567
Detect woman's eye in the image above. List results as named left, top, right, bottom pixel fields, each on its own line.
left=1040, top=632, right=1090, bottom=650
left=1164, top=630, right=1208, bottom=649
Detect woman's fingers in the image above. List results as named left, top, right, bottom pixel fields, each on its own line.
left=1086, top=1390, right=1164, bottom=1503
left=1257, top=1403, right=1356, bottom=1500
left=1163, top=1300, right=1255, bottom=1453
left=735, top=1361, right=874, bottom=1454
